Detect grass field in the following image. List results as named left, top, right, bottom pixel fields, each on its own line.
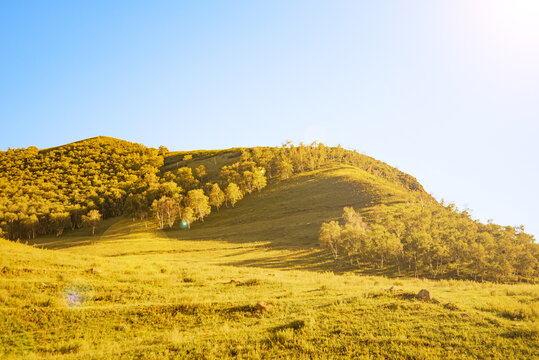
left=1, top=167, right=538, bottom=359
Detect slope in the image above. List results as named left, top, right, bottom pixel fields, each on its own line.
left=30, top=164, right=410, bottom=269
left=176, top=165, right=406, bottom=242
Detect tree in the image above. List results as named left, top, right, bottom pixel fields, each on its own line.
left=151, top=196, right=180, bottom=229
left=319, top=221, right=342, bottom=259
left=50, top=212, right=71, bottom=237
left=124, top=193, right=146, bottom=221
left=240, top=167, right=267, bottom=193
left=185, top=189, right=211, bottom=222
left=181, top=207, right=195, bottom=229
left=175, top=167, right=199, bottom=191
left=225, top=183, right=243, bottom=207
left=145, top=181, right=182, bottom=206
left=274, top=157, right=293, bottom=180
left=21, top=214, right=39, bottom=239
left=369, top=224, right=402, bottom=269
left=252, top=168, right=267, bottom=192
left=342, top=207, right=367, bottom=229
left=0, top=137, right=164, bottom=239
left=158, top=145, right=169, bottom=156
left=82, top=210, right=101, bottom=235
left=208, top=183, right=225, bottom=210
left=195, top=165, right=207, bottom=182
left=340, top=208, right=369, bottom=266
left=219, top=165, right=241, bottom=186
left=240, top=170, right=254, bottom=194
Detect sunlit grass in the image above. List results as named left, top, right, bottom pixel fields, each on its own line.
left=2, top=230, right=538, bottom=359
left=2, top=167, right=538, bottom=359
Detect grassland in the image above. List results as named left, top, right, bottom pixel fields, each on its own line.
left=1, top=167, right=538, bottom=359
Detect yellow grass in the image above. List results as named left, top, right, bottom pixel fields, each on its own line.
left=1, top=166, right=537, bottom=359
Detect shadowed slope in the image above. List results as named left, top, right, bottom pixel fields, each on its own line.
left=166, top=165, right=411, bottom=249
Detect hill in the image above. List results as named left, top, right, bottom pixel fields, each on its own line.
left=1, top=137, right=537, bottom=282
left=0, top=137, right=424, bottom=241
left=1, top=137, right=538, bottom=358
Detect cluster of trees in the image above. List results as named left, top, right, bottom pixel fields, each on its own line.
left=238, top=142, right=425, bottom=193
left=320, top=204, right=538, bottom=282
left=0, top=138, right=278, bottom=239
left=0, top=137, right=163, bottom=239
left=137, top=160, right=261, bottom=230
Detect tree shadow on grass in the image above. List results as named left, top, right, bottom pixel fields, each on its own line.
left=29, top=217, right=144, bottom=250
left=222, top=249, right=357, bottom=274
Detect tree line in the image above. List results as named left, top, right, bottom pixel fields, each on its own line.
left=237, top=142, right=426, bottom=193
left=320, top=203, right=538, bottom=282
left=0, top=138, right=440, bottom=241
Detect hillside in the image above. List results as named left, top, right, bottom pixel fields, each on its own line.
left=0, top=137, right=425, bottom=241
left=1, top=137, right=537, bottom=281
left=0, top=137, right=163, bottom=239
left=1, top=137, right=538, bottom=358
left=31, top=165, right=409, bottom=268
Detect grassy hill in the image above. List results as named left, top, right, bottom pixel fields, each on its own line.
left=32, top=165, right=409, bottom=264
left=1, top=138, right=538, bottom=358
left=1, top=163, right=537, bottom=358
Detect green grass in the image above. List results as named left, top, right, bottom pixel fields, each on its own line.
left=2, top=166, right=538, bottom=359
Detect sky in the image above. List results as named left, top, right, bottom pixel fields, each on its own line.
left=1, top=1, right=538, bottom=237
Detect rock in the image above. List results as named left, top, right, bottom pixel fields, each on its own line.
left=89, top=267, right=100, bottom=274
left=460, top=313, right=471, bottom=319
left=229, top=279, right=241, bottom=284
left=417, top=289, right=431, bottom=300
left=444, top=303, right=459, bottom=311
left=256, top=301, right=274, bottom=312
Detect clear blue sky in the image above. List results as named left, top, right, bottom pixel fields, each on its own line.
left=1, top=1, right=538, bottom=237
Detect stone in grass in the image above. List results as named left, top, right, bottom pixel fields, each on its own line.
left=460, top=313, right=471, bottom=319
left=416, top=289, right=431, bottom=300
left=256, top=301, right=275, bottom=312
left=444, top=302, right=460, bottom=311
left=89, top=267, right=100, bottom=274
